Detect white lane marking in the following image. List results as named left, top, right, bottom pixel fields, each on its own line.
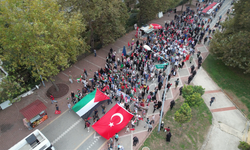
left=94, top=132, right=101, bottom=139
left=84, top=59, right=101, bottom=68
left=73, top=65, right=92, bottom=76
left=97, top=55, right=106, bottom=60
left=73, top=65, right=84, bottom=72
left=38, top=95, right=48, bottom=103
left=62, top=72, right=69, bottom=77
left=117, top=39, right=127, bottom=45
left=52, top=119, right=82, bottom=145
left=111, top=44, right=120, bottom=49
left=102, top=48, right=109, bottom=53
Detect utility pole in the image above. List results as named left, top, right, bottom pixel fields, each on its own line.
left=146, top=48, right=170, bottom=132
left=157, top=63, right=170, bottom=132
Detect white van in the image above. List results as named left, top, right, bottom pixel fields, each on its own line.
left=9, top=129, right=55, bottom=150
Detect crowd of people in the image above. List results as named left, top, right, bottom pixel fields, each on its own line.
left=62, top=1, right=223, bottom=148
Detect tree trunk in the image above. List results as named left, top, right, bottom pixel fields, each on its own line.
left=50, top=79, right=59, bottom=91
left=89, top=21, right=94, bottom=51
left=189, top=0, right=192, bottom=6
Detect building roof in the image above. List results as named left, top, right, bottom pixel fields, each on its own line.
left=20, top=100, right=47, bottom=120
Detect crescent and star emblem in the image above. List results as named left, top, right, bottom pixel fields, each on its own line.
left=109, top=113, right=124, bottom=127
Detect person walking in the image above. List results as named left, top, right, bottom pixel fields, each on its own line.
left=198, top=62, right=202, bottom=69
left=151, top=115, right=155, bottom=124
left=148, top=123, right=153, bottom=132
left=192, top=70, right=197, bottom=77
left=167, top=82, right=172, bottom=92
left=115, top=133, right=119, bottom=142
left=170, top=100, right=175, bottom=110
left=84, top=69, right=88, bottom=77
left=210, top=97, right=216, bottom=106
left=197, top=50, right=201, bottom=58
left=175, top=78, right=179, bottom=88
left=117, top=143, right=124, bottom=150
left=158, top=82, right=163, bottom=90
left=86, top=121, right=90, bottom=132
left=109, top=138, right=113, bottom=149
left=69, top=74, right=73, bottom=83
left=50, top=95, right=57, bottom=104
left=152, top=103, right=158, bottom=113
left=71, top=91, right=75, bottom=101
left=166, top=132, right=172, bottom=142
left=101, top=104, right=106, bottom=114
left=55, top=104, right=59, bottom=111
left=67, top=102, right=71, bottom=112
left=179, top=86, right=183, bottom=96
left=144, top=118, right=150, bottom=128
left=160, top=121, right=164, bottom=130
left=188, top=75, right=193, bottom=84
left=94, top=49, right=96, bottom=57
left=55, top=104, right=61, bottom=114
left=133, top=136, right=139, bottom=146
left=190, top=65, right=195, bottom=73
left=189, top=55, right=193, bottom=64
left=125, top=125, right=130, bottom=133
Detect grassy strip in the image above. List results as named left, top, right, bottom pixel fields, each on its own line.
left=202, top=54, right=250, bottom=118
left=140, top=98, right=212, bottom=150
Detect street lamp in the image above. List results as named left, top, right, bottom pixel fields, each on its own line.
left=145, top=45, right=170, bottom=132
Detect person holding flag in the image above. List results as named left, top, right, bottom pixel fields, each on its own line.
left=92, top=104, right=134, bottom=140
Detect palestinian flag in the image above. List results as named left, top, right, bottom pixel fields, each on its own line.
left=77, top=78, right=81, bottom=83
left=72, top=89, right=110, bottom=119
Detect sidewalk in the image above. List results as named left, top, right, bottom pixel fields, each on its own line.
left=194, top=68, right=248, bottom=150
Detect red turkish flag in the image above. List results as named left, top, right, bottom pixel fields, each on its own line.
left=184, top=54, right=190, bottom=62
left=92, top=104, right=133, bottom=139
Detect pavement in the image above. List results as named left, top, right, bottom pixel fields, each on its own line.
left=0, top=0, right=248, bottom=150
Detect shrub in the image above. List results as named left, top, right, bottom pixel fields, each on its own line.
left=238, top=141, right=250, bottom=150
left=185, top=93, right=203, bottom=107
left=182, top=85, right=194, bottom=99
left=182, top=85, right=205, bottom=99
left=174, top=103, right=192, bottom=124
left=193, top=85, right=205, bottom=96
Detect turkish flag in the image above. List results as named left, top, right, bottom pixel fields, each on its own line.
left=92, top=104, right=134, bottom=139
left=184, top=54, right=190, bottom=62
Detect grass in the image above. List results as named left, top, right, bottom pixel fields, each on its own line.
left=140, top=98, right=212, bottom=150
left=202, top=54, right=250, bottom=118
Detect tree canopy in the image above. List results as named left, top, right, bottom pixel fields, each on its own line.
left=174, top=103, right=192, bottom=125
left=0, top=0, right=89, bottom=82
left=59, top=0, right=129, bottom=47
left=137, top=0, right=178, bottom=25
left=210, top=0, right=250, bottom=74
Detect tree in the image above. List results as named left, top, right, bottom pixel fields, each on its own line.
left=137, top=0, right=158, bottom=25
left=137, top=0, right=176, bottom=25
left=174, top=103, right=192, bottom=125
left=185, top=93, right=203, bottom=107
left=210, top=0, right=250, bottom=74
left=124, top=0, right=137, bottom=10
left=59, top=0, right=129, bottom=47
left=182, top=85, right=194, bottom=99
left=0, top=76, right=26, bottom=103
left=93, top=0, right=129, bottom=46
left=0, top=0, right=89, bottom=90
